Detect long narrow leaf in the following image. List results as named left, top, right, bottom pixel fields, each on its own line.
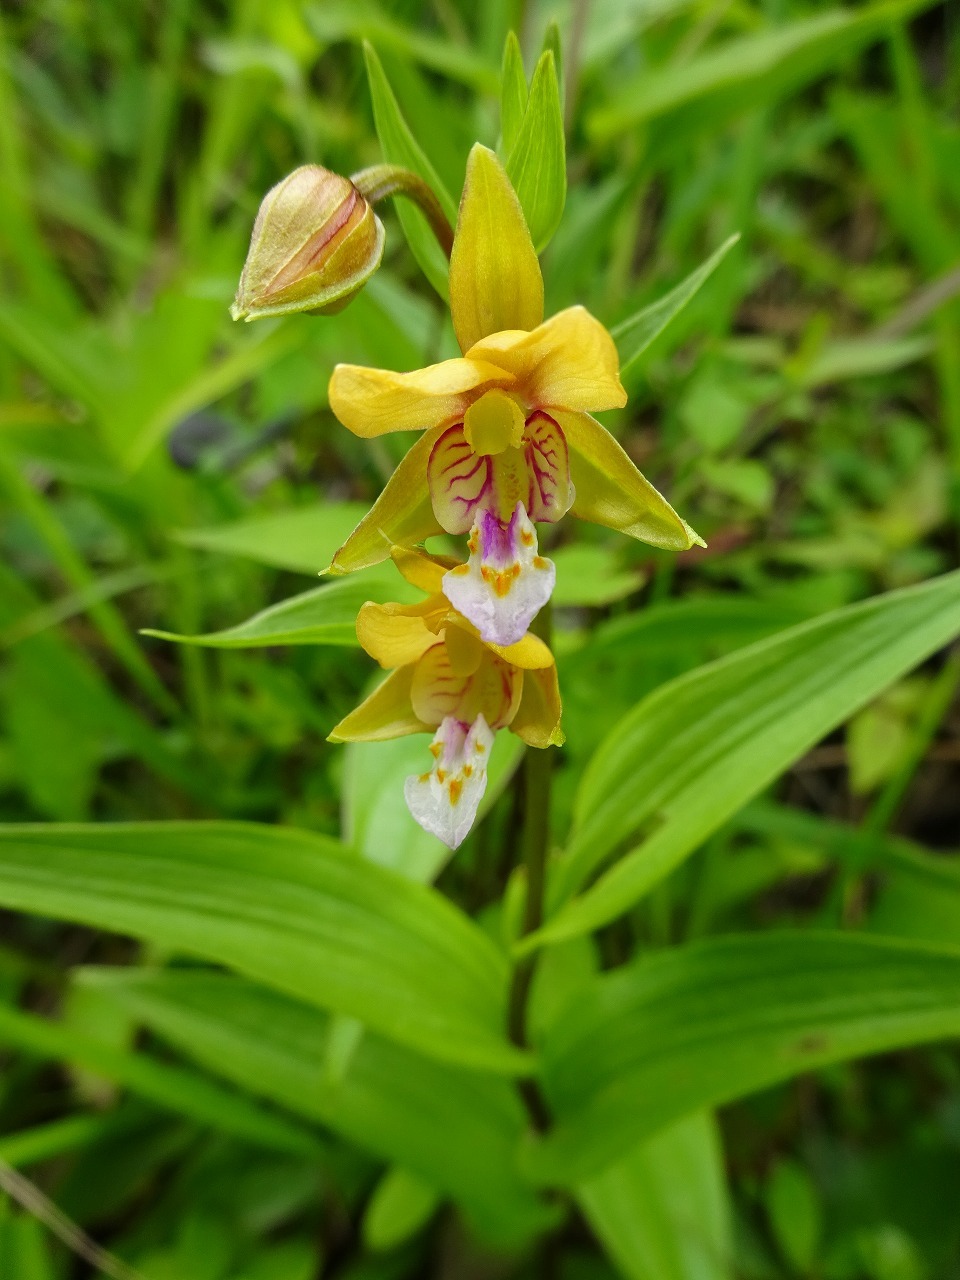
left=532, top=569, right=960, bottom=949
left=528, top=932, right=960, bottom=1183
left=0, top=823, right=528, bottom=1074
left=612, top=235, right=740, bottom=373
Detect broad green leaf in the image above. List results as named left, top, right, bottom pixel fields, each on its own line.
left=612, top=235, right=740, bottom=374
left=528, top=933, right=960, bottom=1183
left=533, top=569, right=960, bottom=948
left=589, top=0, right=937, bottom=144
left=173, top=503, right=370, bottom=574
left=578, top=1114, right=732, bottom=1280
left=87, top=969, right=550, bottom=1248
left=0, top=1001, right=314, bottom=1155
left=552, top=545, right=645, bottom=607
left=499, top=31, right=528, bottom=155
left=142, top=579, right=406, bottom=649
left=362, top=1168, right=440, bottom=1252
left=364, top=43, right=455, bottom=300
left=344, top=729, right=523, bottom=883
left=506, top=50, right=566, bottom=252
left=0, top=822, right=528, bottom=1074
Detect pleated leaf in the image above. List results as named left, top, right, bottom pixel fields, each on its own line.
left=527, top=932, right=960, bottom=1183
left=84, top=969, right=551, bottom=1248
left=0, top=822, right=528, bottom=1074
left=534, top=569, right=960, bottom=948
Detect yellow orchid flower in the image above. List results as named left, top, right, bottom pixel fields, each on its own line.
left=329, top=546, right=562, bottom=849
left=325, top=143, right=703, bottom=647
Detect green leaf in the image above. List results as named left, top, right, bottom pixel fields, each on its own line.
left=612, top=235, right=740, bottom=374
left=363, top=1167, right=440, bottom=1252
left=533, top=569, right=960, bottom=948
left=578, top=1114, right=732, bottom=1280
left=87, top=969, right=550, bottom=1248
left=527, top=932, right=960, bottom=1183
left=363, top=43, right=455, bottom=301
left=765, top=1159, right=822, bottom=1273
left=499, top=31, right=528, bottom=155
left=306, top=3, right=499, bottom=93
left=506, top=50, right=566, bottom=252
left=552, top=544, right=645, bottom=607
left=0, top=822, right=528, bottom=1075
left=0, top=1001, right=314, bottom=1155
left=589, top=0, right=938, bottom=145
left=173, top=503, right=371, bottom=575
left=142, top=579, right=407, bottom=649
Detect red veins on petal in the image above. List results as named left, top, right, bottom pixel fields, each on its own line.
left=524, top=410, right=573, bottom=523
left=427, top=410, right=573, bottom=535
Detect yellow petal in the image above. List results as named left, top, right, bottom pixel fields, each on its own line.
left=390, top=545, right=459, bottom=595
left=328, top=427, right=446, bottom=575
left=468, top=307, right=626, bottom=413
left=356, top=600, right=441, bottom=669
left=558, top=410, right=705, bottom=551
left=449, top=144, right=544, bottom=354
left=511, top=665, right=564, bottom=748
left=411, top=642, right=521, bottom=730
left=443, top=623, right=484, bottom=677
left=489, top=632, right=555, bottom=670
left=328, top=357, right=513, bottom=438
left=328, top=665, right=429, bottom=742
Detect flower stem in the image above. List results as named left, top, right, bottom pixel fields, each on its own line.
left=350, top=164, right=454, bottom=257
left=507, top=603, right=554, bottom=1132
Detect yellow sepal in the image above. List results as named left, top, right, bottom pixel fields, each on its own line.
left=328, top=666, right=430, bottom=742
left=329, top=427, right=446, bottom=575
left=390, top=545, right=458, bottom=595
left=558, top=410, right=705, bottom=551
left=449, top=144, right=544, bottom=354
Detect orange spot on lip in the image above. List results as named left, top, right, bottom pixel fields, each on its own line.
left=520, top=530, right=535, bottom=546
left=448, top=778, right=463, bottom=805
left=475, top=742, right=486, bottom=754
left=450, top=564, right=469, bottom=576
left=463, top=764, right=473, bottom=777
left=533, top=556, right=548, bottom=570
left=429, top=742, right=442, bottom=759
left=436, top=768, right=447, bottom=783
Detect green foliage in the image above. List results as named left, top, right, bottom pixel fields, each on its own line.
left=1, top=0, right=959, bottom=1275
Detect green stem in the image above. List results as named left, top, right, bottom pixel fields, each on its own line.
left=350, top=164, right=455, bottom=258
left=506, top=603, right=554, bottom=1132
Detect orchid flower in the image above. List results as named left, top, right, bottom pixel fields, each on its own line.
left=326, top=143, right=703, bottom=646
left=329, top=546, right=562, bottom=849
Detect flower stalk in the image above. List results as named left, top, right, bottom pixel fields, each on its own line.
left=351, top=163, right=454, bottom=257
left=507, top=600, right=554, bottom=1133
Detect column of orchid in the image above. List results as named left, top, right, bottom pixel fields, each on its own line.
left=234, top=144, right=702, bottom=849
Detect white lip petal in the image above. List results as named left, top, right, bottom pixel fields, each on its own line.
left=403, top=714, right=495, bottom=849
left=442, top=502, right=555, bottom=646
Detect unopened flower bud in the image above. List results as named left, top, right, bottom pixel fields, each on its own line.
left=231, top=165, right=384, bottom=322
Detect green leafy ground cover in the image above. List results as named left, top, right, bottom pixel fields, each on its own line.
left=1, top=1, right=959, bottom=1276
